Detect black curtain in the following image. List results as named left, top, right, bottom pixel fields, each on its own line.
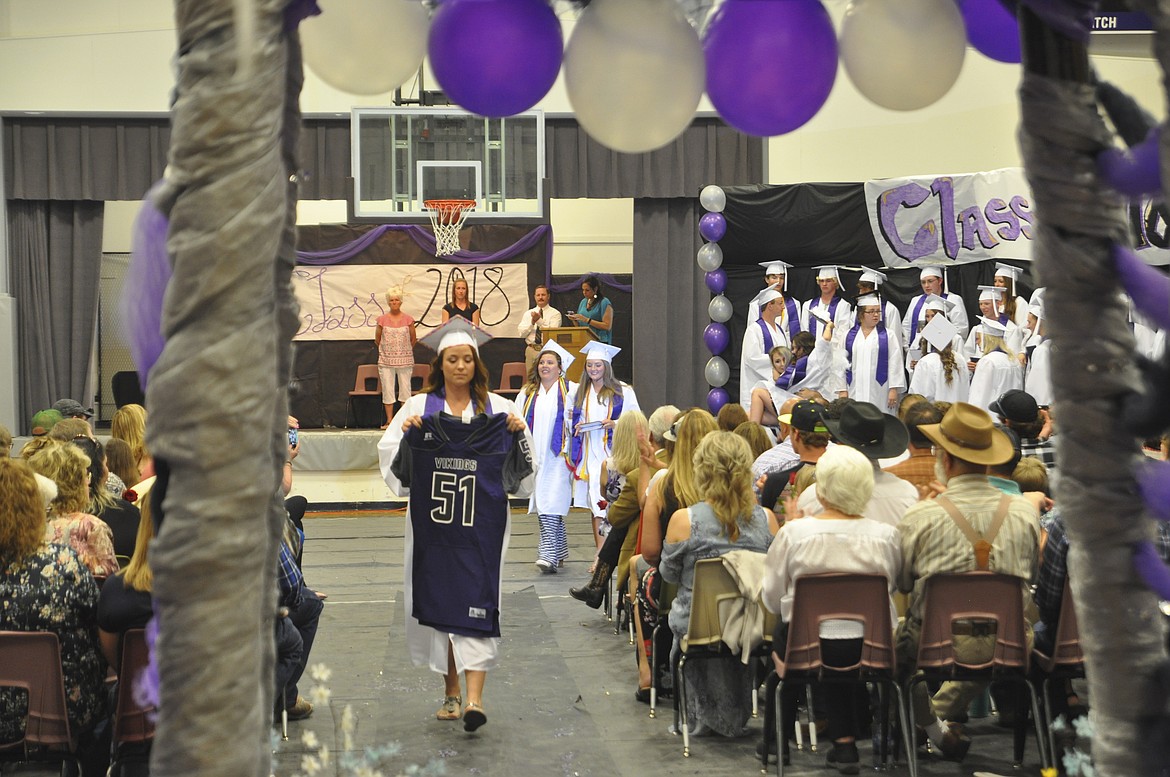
left=7, top=200, right=105, bottom=433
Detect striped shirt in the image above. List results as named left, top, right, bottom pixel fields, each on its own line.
left=897, top=474, right=1040, bottom=625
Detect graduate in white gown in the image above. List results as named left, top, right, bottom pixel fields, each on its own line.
left=907, top=295, right=969, bottom=403
left=993, top=263, right=1031, bottom=329
left=843, top=293, right=905, bottom=410
left=964, top=286, right=1027, bottom=359
left=967, top=316, right=1024, bottom=414
left=1024, top=301, right=1053, bottom=408
left=747, top=344, right=795, bottom=426
left=746, top=261, right=803, bottom=343
left=377, top=318, right=534, bottom=731
left=569, top=341, right=640, bottom=553
left=849, top=268, right=904, bottom=350
left=519, top=340, right=578, bottom=573
left=903, top=265, right=970, bottom=347
left=739, top=285, right=790, bottom=407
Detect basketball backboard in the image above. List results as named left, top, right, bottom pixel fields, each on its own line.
left=351, top=107, right=545, bottom=220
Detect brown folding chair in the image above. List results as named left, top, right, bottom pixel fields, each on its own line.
left=0, top=631, right=81, bottom=773
left=767, top=574, right=913, bottom=777
left=1032, top=579, right=1085, bottom=761
left=410, top=363, right=432, bottom=392
left=109, top=628, right=156, bottom=773
left=906, top=572, right=1050, bottom=775
left=495, top=361, right=527, bottom=398
left=344, top=364, right=381, bottom=428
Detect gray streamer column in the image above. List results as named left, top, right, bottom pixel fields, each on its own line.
left=1018, top=10, right=1168, bottom=776
left=145, top=0, right=299, bottom=774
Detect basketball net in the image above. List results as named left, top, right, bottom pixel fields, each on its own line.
left=424, top=199, right=474, bottom=257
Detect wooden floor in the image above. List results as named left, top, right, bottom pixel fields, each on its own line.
left=266, top=508, right=1055, bottom=777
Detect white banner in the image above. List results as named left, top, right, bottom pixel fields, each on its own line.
left=866, top=167, right=1170, bottom=268
left=292, top=263, right=531, bottom=341
left=865, top=168, right=1036, bottom=268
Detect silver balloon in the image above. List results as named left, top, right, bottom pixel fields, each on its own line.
left=697, top=242, right=723, bottom=272
left=840, top=0, right=965, bottom=111
left=708, top=295, right=733, bottom=323
left=699, top=184, right=726, bottom=213
left=704, top=356, right=730, bottom=387
left=301, top=0, right=430, bottom=96
left=565, top=0, right=704, bottom=153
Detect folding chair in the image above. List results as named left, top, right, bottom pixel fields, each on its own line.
left=647, top=579, right=677, bottom=720
left=410, top=363, right=432, bottom=393
left=0, top=631, right=82, bottom=774
left=767, top=574, right=913, bottom=777
left=344, top=364, right=381, bottom=428
left=495, top=361, right=527, bottom=398
left=109, top=628, right=156, bottom=774
left=906, top=572, right=1050, bottom=775
left=1032, top=579, right=1085, bottom=762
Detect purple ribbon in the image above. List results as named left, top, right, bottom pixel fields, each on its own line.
left=783, top=298, right=801, bottom=343
left=756, top=318, right=775, bottom=353
left=845, top=324, right=889, bottom=387
left=296, top=224, right=553, bottom=269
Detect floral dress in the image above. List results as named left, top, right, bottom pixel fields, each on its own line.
left=0, top=543, right=108, bottom=742
left=46, top=512, right=118, bottom=578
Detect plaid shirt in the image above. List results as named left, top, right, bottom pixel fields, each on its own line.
left=883, top=450, right=936, bottom=502
left=277, top=528, right=305, bottom=606
left=1020, top=436, right=1056, bottom=471
left=1036, top=507, right=1170, bottom=629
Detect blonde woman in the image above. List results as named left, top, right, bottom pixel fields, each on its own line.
left=660, top=432, right=779, bottom=736
left=111, top=403, right=153, bottom=480
left=967, top=318, right=1024, bottom=415
left=908, top=296, right=969, bottom=404
left=28, top=441, right=118, bottom=578
left=96, top=492, right=157, bottom=666
left=374, top=285, right=418, bottom=428
left=441, top=276, right=481, bottom=326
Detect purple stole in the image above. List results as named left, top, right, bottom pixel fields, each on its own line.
left=783, top=298, right=801, bottom=342
left=756, top=318, right=776, bottom=352
left=909, top=295, right=929, bottom=339
left=845, top=325, right=889, bottom=387
left=808, top=297, right=843, bottom=339
left=423, top=388, right=480, bottom=417
left=777, top=356, right=808, bottom=390
left=523, top=379, right=569, bottom=461
left=569, top=387, right=625, bottom=472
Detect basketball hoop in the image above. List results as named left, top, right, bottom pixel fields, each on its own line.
left=424, top=199, right=475, bottom=257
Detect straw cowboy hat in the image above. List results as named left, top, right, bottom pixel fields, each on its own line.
left=918, top=402, right=1015, bottom=466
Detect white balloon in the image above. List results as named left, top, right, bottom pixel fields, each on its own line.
left=301, top=0, right=429, bottom=96
left=708, top=295, right=733, bottom=323
left=697, top=242, right=723, bottom=272
left=564, top=0, right=704, bottom=153
left=839, top=0, right=965, bottom=112
left=704, top=356, right=730, bottom=387
left=699, top=184, right=726, bottom=213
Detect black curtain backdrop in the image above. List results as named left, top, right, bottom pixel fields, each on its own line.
left=548, top=277, right=633, bottom=383
left=290, top=223, right=549, bottom=427
left=717, top=183, right=1035, bottom=405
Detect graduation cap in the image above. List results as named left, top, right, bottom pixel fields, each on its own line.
left=1028, top=302, right=1044, bottom=322
left=814, top=265, right=841, bottom=282
left=994, top=263, right=1022, bottom=283
left=858, top=268, right=888, bottom=287
left=978, top=316, right=1009, bottom=335
left=579, top=340, right=622, bottom=363
left=919, top=265, right=949, bottom=292
left=759, top=260, right=792, bottom=290
left=856, top=293, right=882, bottom=309
left=752, top=283, right=783, bottom=308
left=977, top=285, right=1006, bottom=314
left=538, top=339, right=575, bottom=371
left=419, top=317, right=492, bottom=354
left=923, top=294, right=956, bottom=314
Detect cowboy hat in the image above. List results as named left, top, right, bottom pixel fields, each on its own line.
left=919, top=402, right=1015, bottom=466
left=823, top=401, right=908, bottom=460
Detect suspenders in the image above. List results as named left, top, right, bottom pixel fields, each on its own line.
left=934, top=494, right=1012, bottom=571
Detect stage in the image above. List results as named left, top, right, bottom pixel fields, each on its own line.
left=292, top=427, right=401, bottom=508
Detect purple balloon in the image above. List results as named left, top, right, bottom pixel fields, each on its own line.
left=959, top=0, right=1021, bottom=64
left=1098, top=128, right=1162, bottom=197
left=707, top=387, right=730, bottom=414
left=704, top=322, right=730, bottom=355
left=699, top=212, right=727, bottom=242
left=705, top=0, right=837, bottom=137
left=1114, top=244, right=1170, bottom=330
left=429, top=0, right=563, bottom=118
left=705, top=268, right=727, bottom=294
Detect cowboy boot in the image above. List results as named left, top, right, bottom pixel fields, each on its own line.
left=569, top=561, right=613, bottom=609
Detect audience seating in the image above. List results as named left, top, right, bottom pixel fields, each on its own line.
left=344, top=365, right=381, bottom=428
left=767, top=573, right=912, bottom=777
left=906, top=572, right=1050, bottom=775
left=410, top=363, right=432, bottom=393
left=1032, top=579, right=1085, bottom=761
left=495, top=362, right=527, bottom=398
left=647, top=579, right=677, bottom=720
left=108, top=628, right=156, bottom=773
left=0, top=631, right=82, bottom=774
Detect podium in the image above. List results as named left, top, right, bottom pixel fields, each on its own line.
left=538, top=326, right=598, bottom=383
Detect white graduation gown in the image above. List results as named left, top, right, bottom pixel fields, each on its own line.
left=377, top=391, right=534, bottom=674
left=739, top=318, right=786, bottom=408
left=845, top=326, right=905, bottom=407
left=850, top=300, right=904, bottom=350
left=968, top=351, right=1024, bottom=414
left=904, top=291, right=970, bottom=344
left=964, top=320, right=1026, bottom=360
left=570, top=383, right=640, bottom=518
left=908, top=351, right=970, bottom=404
left=789, top=331, right=838, bottom=396
left=747, top=295, right=800, bottom=334
left=1025, top=340, right=1053, bottom=408
left=523, top=379, right=577, bottom=517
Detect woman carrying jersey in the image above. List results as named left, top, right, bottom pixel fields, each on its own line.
left=520, top=340, right=578, bottom=574
left=569, top=341, right=640, bottom=559
left=377, top=318, right=533, bottom=733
